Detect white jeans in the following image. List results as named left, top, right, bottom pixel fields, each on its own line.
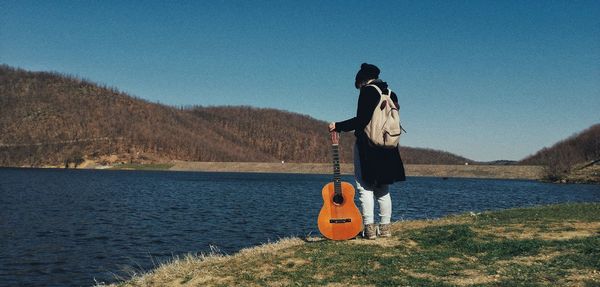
left=354, top=144, right=392, bottom=225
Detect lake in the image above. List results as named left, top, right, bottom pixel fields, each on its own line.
left=1, top=168, right=599, bottom=286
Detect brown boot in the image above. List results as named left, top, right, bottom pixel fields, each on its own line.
left=363, top=224, right=377, bottom=240
left=379, top=223, right=392, bottom=237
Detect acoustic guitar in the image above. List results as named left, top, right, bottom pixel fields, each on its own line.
left=317, top=132, right=363, bottom=240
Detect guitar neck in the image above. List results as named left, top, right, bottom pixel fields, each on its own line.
left=332, top=144, right=341, bottom=194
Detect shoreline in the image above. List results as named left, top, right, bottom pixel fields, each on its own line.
left=4, top=161, right=545, bottom=180
left=169, top=161, right=544, bottom=180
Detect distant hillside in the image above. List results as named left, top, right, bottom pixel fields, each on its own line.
left=520, top=124, right=600, bottom=181
left=520, top=124, right=600, bottom=166
left=0, top=65, right=472, bottom=167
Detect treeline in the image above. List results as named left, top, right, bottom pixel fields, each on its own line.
left=0, top=65, right=472, bottom=166
left=400, top=147, right=472, bottom=165
left=520, top=124, right=600, bottom=180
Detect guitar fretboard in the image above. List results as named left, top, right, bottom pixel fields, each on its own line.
left=332, top=144, right=341, bottom=195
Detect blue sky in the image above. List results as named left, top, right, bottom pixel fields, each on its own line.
left=2, top=0, right=599, bottom=161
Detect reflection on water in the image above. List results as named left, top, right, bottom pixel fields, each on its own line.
left=0, top=168, right=598, bottom=286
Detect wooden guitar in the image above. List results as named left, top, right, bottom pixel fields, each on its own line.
left=317, top=132, right=363, bottom=240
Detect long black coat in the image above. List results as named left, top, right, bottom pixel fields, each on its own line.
left=335, top=80, right=406, bottom=185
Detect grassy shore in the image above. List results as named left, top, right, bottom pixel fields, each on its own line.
left=169, top=161, right=544, bottom=180
left=565, top=165, right=600, bottom=184
left=109, top=163, right=175, bottom=170
left=102, top=203, right=599, bottom=286
left=76, top=159, right=596, bottom=183
left=35, top=158, right=545, bottom=180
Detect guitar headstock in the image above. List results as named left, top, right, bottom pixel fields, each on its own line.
left=330, top=131, right=340, bottom=145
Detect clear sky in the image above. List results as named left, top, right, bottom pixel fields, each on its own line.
left=2, top=0, right=599, bottom=161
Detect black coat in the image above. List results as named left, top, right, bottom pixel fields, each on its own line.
left=335, top=80, right=406, bottom=185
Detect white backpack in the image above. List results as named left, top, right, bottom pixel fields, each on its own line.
left=364, top=84, right=404, bottom=148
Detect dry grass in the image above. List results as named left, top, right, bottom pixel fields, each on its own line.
left=474, top=222, right=600, bottom=241
left=169, top=161, right=337, bottom=175
left=169, top=161, right=544, bottom=179
left=106, top=238, right=305, bottom=287
left=402, top=269, right=498, bottom=286
left=566, top=165, right=600, bottom=184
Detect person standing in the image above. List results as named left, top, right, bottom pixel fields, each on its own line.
left=329, top=63, right=406, bottom=239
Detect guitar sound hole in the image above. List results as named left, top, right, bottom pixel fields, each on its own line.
left=333, top=194, right=344, bottom=205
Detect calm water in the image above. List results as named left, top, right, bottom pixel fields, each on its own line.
left=1, top=168, right=599, bottom=287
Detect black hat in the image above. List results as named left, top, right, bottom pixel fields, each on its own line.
left=355, top=63, right=380, bottom=89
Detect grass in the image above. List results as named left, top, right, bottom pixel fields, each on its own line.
left=110, top=163, right=174, bottom=170
left=100, top=203, right=600, bottom=286
left=170, top=161, right=545, bottom=180
left=564, top=165, right=600, bottom=184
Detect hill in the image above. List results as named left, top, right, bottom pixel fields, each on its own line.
left=520, top=124, right=600, bottom=181
left=0, top=65, right=471, bottom=167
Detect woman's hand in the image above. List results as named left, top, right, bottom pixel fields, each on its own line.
left=328, top=122, right=336, bottom=132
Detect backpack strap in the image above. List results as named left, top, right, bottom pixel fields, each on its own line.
left=366, top=84, right=391, bottom=96
left=366, top=84, right=382, bottom=95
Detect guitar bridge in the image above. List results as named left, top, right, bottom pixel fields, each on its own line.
left=329, top=218, right=352, bottom=224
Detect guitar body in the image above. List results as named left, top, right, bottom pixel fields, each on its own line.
left=318, top=181, right=363, bottom=240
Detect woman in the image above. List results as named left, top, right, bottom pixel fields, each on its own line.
left=329, top=63, right=406, bottom=239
